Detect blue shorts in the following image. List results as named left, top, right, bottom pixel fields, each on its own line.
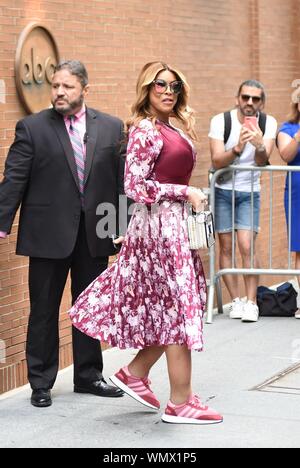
left=215, top=188, right=260, bottom=233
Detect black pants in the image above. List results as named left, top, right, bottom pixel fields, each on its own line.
left=26, top=215, right=108, bottom=390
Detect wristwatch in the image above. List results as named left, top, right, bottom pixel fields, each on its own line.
left=256, top=144, right=266, bottom=153
left=232, top=146, right=241, bottom=157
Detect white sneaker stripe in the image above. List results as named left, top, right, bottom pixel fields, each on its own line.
left=179, top=407, right=195, bottom=418
left=109, top=375, right=159, bottom=410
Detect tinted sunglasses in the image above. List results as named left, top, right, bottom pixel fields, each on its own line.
left=240, top=94, right=262, bottom=104
left=152, top=79, right=183, bottom=95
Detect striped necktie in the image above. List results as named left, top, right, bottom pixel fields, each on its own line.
left=69, top=115, right=85, bottom=196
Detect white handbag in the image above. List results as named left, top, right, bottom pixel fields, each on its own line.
left=186, top=204, right=215, bottom=250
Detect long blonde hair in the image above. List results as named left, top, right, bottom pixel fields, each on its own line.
left=287, top=101, right=300, bottom=124
left=126, top=62, right=197, bottom=140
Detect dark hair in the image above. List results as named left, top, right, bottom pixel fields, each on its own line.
left=54, top=60, right=89, bottom=88
left=237, top=79, right=266, bottom=104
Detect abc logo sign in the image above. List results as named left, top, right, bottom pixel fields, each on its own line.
left=15, top=23, right=60, bottom=114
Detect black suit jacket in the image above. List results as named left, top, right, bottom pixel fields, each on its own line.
left=0, top=107, right=126, bottom=258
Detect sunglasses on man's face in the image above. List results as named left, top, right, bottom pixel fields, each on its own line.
left=240, top=94, right=262, bottom=104
left=152, top=79, right=183, bottom=95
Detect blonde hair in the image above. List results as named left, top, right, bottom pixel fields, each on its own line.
left=126, top=62, right=197, bottom=140
left=287, top=101, right=300, bottom=124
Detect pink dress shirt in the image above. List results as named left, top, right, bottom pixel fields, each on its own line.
left=64, top=104, right=87, bottom=154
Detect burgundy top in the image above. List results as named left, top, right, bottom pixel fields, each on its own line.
left=153, top=123, right=194, bottom=186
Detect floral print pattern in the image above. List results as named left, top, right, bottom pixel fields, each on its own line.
left=69, top=119, right=206, bottom=351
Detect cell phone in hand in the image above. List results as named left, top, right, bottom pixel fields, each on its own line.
left=244, top=116, right=258, bottom=130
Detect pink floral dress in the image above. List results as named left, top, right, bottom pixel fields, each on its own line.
left=69, top=119, right=207, bottom=351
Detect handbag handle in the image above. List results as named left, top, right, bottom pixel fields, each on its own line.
left=188, top=202, right=209, bottom=216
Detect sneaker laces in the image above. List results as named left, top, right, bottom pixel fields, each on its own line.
left=229, top=298, right=240, bottom=311
left=189, top=394, right=208, bottom=410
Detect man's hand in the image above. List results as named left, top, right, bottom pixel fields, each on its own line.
left=235, top=126, right=252, bottom=154
left=242, top=121, right=264, bottom=149
left=243, top=121, right=271, bottom=165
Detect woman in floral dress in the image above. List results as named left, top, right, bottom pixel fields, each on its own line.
left=70, top=62, right=223, bottom=425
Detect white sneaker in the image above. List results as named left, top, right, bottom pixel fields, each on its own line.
left=229, top=298, right=245, bottom=319
left=242, top=301, right=259, bottom=322
left=295, top=309, right=300, bottom=319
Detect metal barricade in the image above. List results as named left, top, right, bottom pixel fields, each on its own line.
left=206, top=165, right=300, bottom=323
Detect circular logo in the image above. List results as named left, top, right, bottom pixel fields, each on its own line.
left=15, top=22, right=60, bottom=114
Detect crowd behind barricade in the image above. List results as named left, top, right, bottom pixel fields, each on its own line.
left=0, top=61, right=299, bottom=426
left=209, top=79, right=300, bottom=323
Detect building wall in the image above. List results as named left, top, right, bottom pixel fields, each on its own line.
left=0, top=0, right=299, bottom=393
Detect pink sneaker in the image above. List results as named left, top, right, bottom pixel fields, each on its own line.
left=109, top=366, right=160, bottom=410
left=161, top=394, right=223, bottom=425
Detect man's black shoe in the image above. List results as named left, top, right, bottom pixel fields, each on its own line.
left=74, top=379, right=124, bottom=398
left=31, top=389, right=52, bottom=408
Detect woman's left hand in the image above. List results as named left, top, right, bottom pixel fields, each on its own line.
left=187, top=188, right=208, bottom=212
left=113, top=236, right=125, bottom=246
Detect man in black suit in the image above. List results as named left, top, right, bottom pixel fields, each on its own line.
left=0, top=60, right=125, bottom=406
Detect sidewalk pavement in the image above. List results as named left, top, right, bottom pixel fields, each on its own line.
left=1, top=313, right=300, bottom=449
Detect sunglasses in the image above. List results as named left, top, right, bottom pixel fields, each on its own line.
left=240, top=94, right=262, bottom=104
left=152, top=79, right=183, bottom=95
